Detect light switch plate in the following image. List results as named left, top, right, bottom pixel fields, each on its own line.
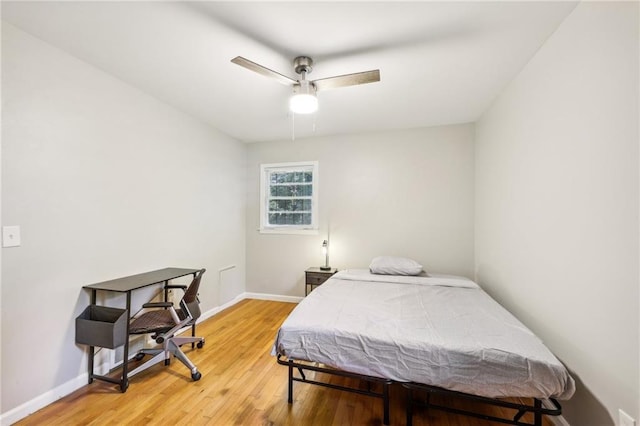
left=620, top=409, right=636, bottom=426
left=2, top=226, right=21, bottom=247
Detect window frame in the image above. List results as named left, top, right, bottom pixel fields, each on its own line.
left=259, top=161, right=319, bottom=235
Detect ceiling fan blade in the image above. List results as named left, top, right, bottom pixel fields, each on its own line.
left=231, top=56, right=297, bottom=86
left=313, top=69, right=380, bottom=91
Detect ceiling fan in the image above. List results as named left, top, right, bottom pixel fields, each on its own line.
left=231, top=56, right=380, bottom=114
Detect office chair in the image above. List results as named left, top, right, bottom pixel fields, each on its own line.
left=128, top=268, right=206, bottom=381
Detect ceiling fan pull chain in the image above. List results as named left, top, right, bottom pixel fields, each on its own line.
left=291, top=111, right=296, bottom=141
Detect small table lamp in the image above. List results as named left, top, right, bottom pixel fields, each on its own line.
left=320, top=240, right=331, bottom=271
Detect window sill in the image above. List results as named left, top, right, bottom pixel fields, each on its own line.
left=259, top=228, right=319, bottom=236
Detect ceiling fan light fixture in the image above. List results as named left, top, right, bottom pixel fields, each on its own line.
left=289, top=81, right=318, bottom=114
left=231, top=55, right=380, bottom=116
left=290, top=93, right=318, bottom=114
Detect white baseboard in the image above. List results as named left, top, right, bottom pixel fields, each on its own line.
left=243, top=292, right=303, bottom=303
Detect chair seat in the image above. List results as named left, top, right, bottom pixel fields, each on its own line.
left=127, top=268, right=206, bottom=382
left=130, top=309, right=188, bottom=334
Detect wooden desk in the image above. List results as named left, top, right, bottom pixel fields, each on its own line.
left=83, top=267, right=200, bottom=391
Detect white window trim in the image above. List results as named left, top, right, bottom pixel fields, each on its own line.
left=259, top=161, right=319, bottom=235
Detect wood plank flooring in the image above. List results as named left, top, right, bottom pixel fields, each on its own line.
left=16, top=299, right=553, bottom=425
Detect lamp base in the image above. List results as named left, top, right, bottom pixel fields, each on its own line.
left=319, top=266, right=332, bottom=271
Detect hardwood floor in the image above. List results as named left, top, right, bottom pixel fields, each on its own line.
left=16, top=299, right=554, bottom=425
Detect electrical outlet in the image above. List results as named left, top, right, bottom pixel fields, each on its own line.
left=619, top=409, right=636, bottom=426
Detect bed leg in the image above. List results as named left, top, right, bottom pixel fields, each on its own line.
left=287, top=362, right=294, bottom=403
left=406, top=387, right=413, bottom=426
left=534, top=398, right=542, bottom=426
left=383, top=382, right=390, bottom=425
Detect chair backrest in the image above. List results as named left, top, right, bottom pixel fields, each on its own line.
left=180, top=268, right=205, bottom=322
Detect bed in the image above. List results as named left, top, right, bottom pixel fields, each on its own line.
left=272, top=268, right=575, bottom=425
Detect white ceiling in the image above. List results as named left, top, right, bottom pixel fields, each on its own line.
left=2, top=1, right=577, bottom=143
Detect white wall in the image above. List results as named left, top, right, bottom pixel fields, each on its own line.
left=475, top=2, right=638, bottom=425
left=246, top=124, right=475, bottom=296
left=1, top=23, right=246, bottom=415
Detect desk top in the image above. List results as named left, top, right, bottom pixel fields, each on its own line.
left=84, top=267, right=200, bottom=292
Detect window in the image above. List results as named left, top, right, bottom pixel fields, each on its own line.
left=260, top=161, right=318, bottom=234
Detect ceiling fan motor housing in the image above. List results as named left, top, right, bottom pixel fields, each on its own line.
left=293, top=56, right=313, bottom=76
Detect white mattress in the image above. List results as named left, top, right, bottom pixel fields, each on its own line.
left=273, top=270, right=575, bottom=400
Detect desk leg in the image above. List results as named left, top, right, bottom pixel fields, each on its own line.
left=120, top=291, right=131, bottom=392
left=191, top=272, right=197, bottom=348
left=88, top=290, right=96, bottom=384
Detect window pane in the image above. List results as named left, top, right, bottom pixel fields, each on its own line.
left=268, top=213, right=280, bottom=225
left=271, top=171, right=308, bottom=184
left=271, top=172, right=290, bottom=184
left=271, top=186, right=287, bottom=197
left=270, top=186, right=280, bottom=197
left=270, top=184, right=312, bottom=197
left=270, top=170, right=313, bottom=185
left=298, top=184, right=312, bottom=196
left=300, top=213, right=312, bottom=225
left=270, top=200, right=289, bottom=212
left=269, top=199, right=311, bottom=212
left=267, top=212, right=312, bottom=226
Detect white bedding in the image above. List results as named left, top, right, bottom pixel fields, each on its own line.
left=273, top=270, right=575, bottom=400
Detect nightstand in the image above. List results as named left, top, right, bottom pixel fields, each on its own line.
left=305, top=267, right=338, bottom=296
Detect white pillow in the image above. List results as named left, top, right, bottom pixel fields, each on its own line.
left=369, top=256, right=424, bottom=276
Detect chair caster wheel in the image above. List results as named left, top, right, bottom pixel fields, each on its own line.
left=192, top=371, right=202, bottom=381
left=120, top=380, right=129, bottom=392
left=197, top=341, right=204, bottom=349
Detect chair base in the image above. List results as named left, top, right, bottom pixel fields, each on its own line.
left=129, top=335, right=204, bottom=381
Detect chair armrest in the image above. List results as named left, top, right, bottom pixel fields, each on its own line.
left=142, top=302, right=173, bottom=309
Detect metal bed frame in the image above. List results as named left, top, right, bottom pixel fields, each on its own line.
left=403, top=382, right=562, bottom=426
left=277, top=355, right=563, bottom=426
left=277, top=355, right=393, bottom=425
